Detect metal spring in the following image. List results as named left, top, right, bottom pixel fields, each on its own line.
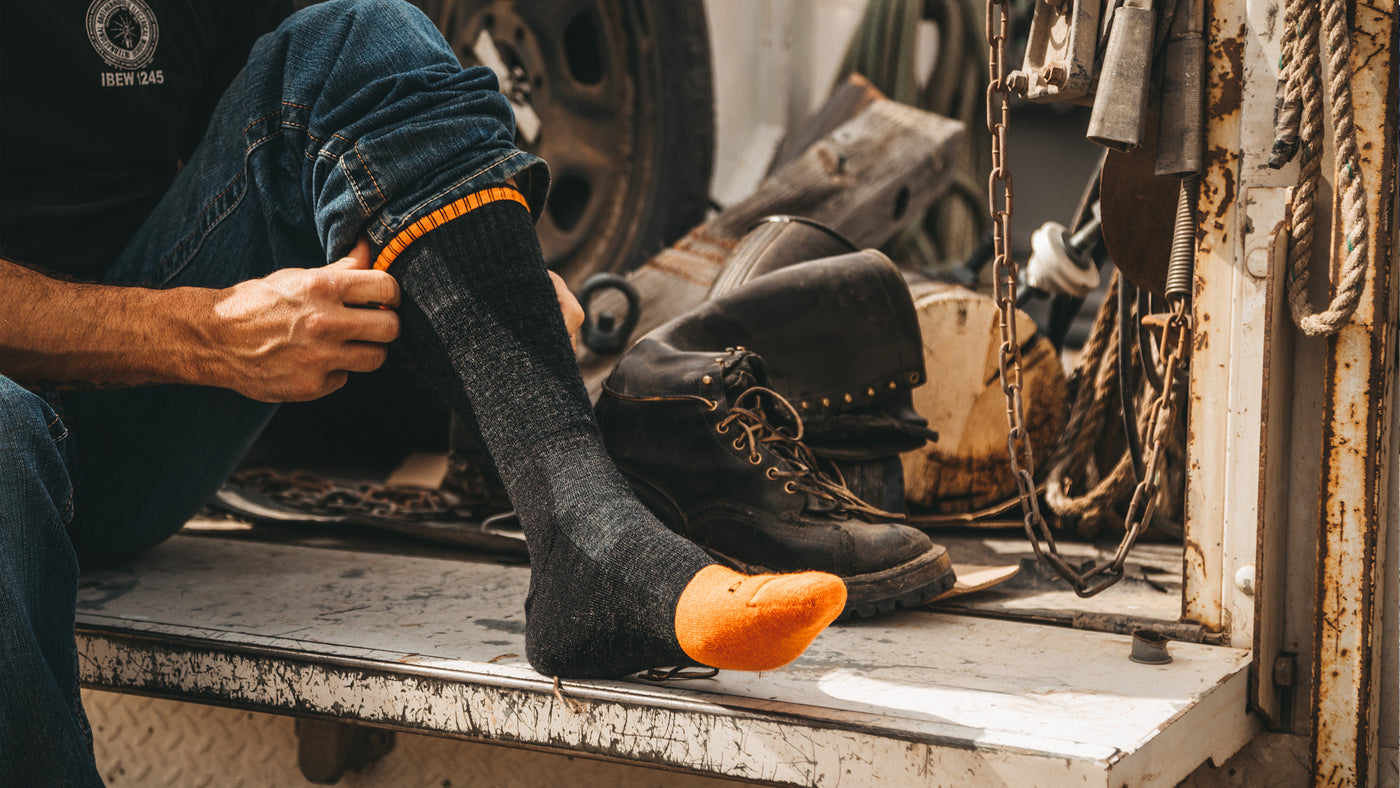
left=1165, top=174, right=1199, bottom=301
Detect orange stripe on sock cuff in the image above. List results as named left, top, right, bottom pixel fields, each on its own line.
left=373, top=186, right=529, bottom=272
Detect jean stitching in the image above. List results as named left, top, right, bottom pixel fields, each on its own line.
left=158, top=171, right=245, bottom=273
left=338, top=158, right=381, bottom=232
left=280, top=118, right=326, bottom=162
left=242, top=108, right=283, bottom=138
left=354, top=146, right=387, bottom=203
left=389, top=150, right=529, bottom=236
left=154, top=108, right=283, bottom=281
left=157, top=169, right=250, bottom=282
left=156, top=125, right=287, bottom=284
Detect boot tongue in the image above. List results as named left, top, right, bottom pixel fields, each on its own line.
left=720, top=349, right=767, bottom=395
left=721, top=352, right=804, bottom=436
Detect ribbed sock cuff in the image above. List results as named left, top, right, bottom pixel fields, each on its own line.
left=373, top=185, right=530, bottom=273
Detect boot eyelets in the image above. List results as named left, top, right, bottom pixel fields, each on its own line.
left=765, top=467, right=780, bottom=480
left=748, top=454, right=763, bottom=466
left=783, top=481, right=799, bottom=494
left=716, top=422, right=730, bottom=435
left=732, top=437, right=745, bottom=451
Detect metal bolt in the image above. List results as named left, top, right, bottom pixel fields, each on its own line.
left=1006, top=70, right=1030, bottom=96
left=1041, top=63, right=1068, bottom=88
left=1129, top=630, right=1172, bottom=664
left=1234, top=565, right=1256, bottom=596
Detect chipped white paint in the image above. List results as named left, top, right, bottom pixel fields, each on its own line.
left=78, top=536, right=1255, bottom=787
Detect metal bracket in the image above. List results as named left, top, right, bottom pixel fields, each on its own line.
left=294, top=718, right=396, bottom=785
left=1014, top=0, right=1103, bottom=103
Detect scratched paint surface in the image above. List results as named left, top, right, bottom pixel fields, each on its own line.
left=78, top=536, right=1253, bottom=786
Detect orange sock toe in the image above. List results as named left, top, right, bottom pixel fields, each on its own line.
left=674, top=565, right=847, bottom=671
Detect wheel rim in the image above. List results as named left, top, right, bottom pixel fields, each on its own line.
left=439, top=0, right=645, bottom=285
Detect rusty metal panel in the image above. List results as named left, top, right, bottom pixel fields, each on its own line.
left=1186, top=0, right=1297, bottom=650
left=1308, top=1, right=1399, bottom=785
left=1183, top=0, right=1244, bottom=636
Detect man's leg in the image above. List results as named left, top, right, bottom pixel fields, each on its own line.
left=67, top=0, right=845, bottom=678
left=0, top=375, right=102, bottom=786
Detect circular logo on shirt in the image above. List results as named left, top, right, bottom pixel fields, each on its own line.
left=86, top=0, right=160, bottom=71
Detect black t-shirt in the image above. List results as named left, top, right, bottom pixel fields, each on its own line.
left=0, top=0, right=293, bottom=280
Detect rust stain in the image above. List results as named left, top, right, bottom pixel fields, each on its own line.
left=1206, top=26, right=1246, bottom=121
left=1215, top=167, right=1236, bottom=219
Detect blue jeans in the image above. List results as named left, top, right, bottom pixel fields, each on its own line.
left=0, top=1, right=544, bottom=784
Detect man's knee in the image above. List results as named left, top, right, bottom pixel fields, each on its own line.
left=0, top=376, right=74, bottom=524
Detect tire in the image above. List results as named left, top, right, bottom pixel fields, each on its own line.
left=417, top=0, right=715, bottom=287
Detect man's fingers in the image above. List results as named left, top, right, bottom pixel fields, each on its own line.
left=548, top=271, right=584, bottom=346
left=326, top=238, right=374, bottom=270
left=338, top=268, right=401, bottom=309
left=338, top=342, right=390, bottom=373
left=322, top=370, right=351, bottom=397
left=344, top=308, right=400, bottom=344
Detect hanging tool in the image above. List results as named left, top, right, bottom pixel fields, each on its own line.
left=1086, top=0, right=1157, bottom=151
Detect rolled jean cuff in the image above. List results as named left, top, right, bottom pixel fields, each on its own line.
left=350, top=147, right=548, bottom=258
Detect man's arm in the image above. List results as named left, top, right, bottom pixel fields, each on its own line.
left=0, top=241, right=401, bottom=402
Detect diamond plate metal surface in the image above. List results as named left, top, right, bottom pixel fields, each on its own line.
left=83, top=690, right=744, bottom=787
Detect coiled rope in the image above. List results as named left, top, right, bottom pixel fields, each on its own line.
left=1274, top=0, right=1370, bottom=336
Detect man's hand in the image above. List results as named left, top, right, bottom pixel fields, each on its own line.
left=549, top=271, right=585, bottom=350
left=207, top=239, right=401, bottom=402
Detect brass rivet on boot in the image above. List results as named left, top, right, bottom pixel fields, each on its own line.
left=821, top=398, right=830, bottom=407
left=843, top=393, right=853, bottom=403
left=909, top=373, right=920, bottom=383
left=801, top=401, right=809, bottom=409
left=736, top=345, right=746, bottom=351
left=888, top=381, right=897, bottom=390
left=866, top=387, right=875, bottom=397
left=702, top=375, right=713, bottom=386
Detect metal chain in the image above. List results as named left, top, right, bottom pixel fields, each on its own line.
left=985, top=0, right=1193, bottom=597
left=228, top=468, right=497, bottom=523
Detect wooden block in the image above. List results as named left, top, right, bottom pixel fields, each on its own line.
left=901, top=279, right=1069, bottom=513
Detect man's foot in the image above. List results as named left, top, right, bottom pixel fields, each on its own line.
left=676, top=565, right=846, bottom=671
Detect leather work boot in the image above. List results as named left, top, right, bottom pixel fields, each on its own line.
left=653, top=249, right=939, bottom=512
left=597, top=340, right=956, bottom=617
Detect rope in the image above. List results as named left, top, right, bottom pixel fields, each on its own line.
left=1043, top=273, right=1189, bottom=538
left=1046, top=275, right=1135, bottom=534
left=1277, top=0, right=1371, bottom=336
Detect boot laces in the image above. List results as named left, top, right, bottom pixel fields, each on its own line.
left=717, top=386, right=899, bottom=521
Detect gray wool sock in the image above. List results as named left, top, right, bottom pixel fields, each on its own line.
left=389, top=196, right=713, bottom=678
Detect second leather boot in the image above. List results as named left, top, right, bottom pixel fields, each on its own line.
left=597, top=340, right=955, bottom=617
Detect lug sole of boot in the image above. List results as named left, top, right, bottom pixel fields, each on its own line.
left=704, top=545, right=957, bottom=621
